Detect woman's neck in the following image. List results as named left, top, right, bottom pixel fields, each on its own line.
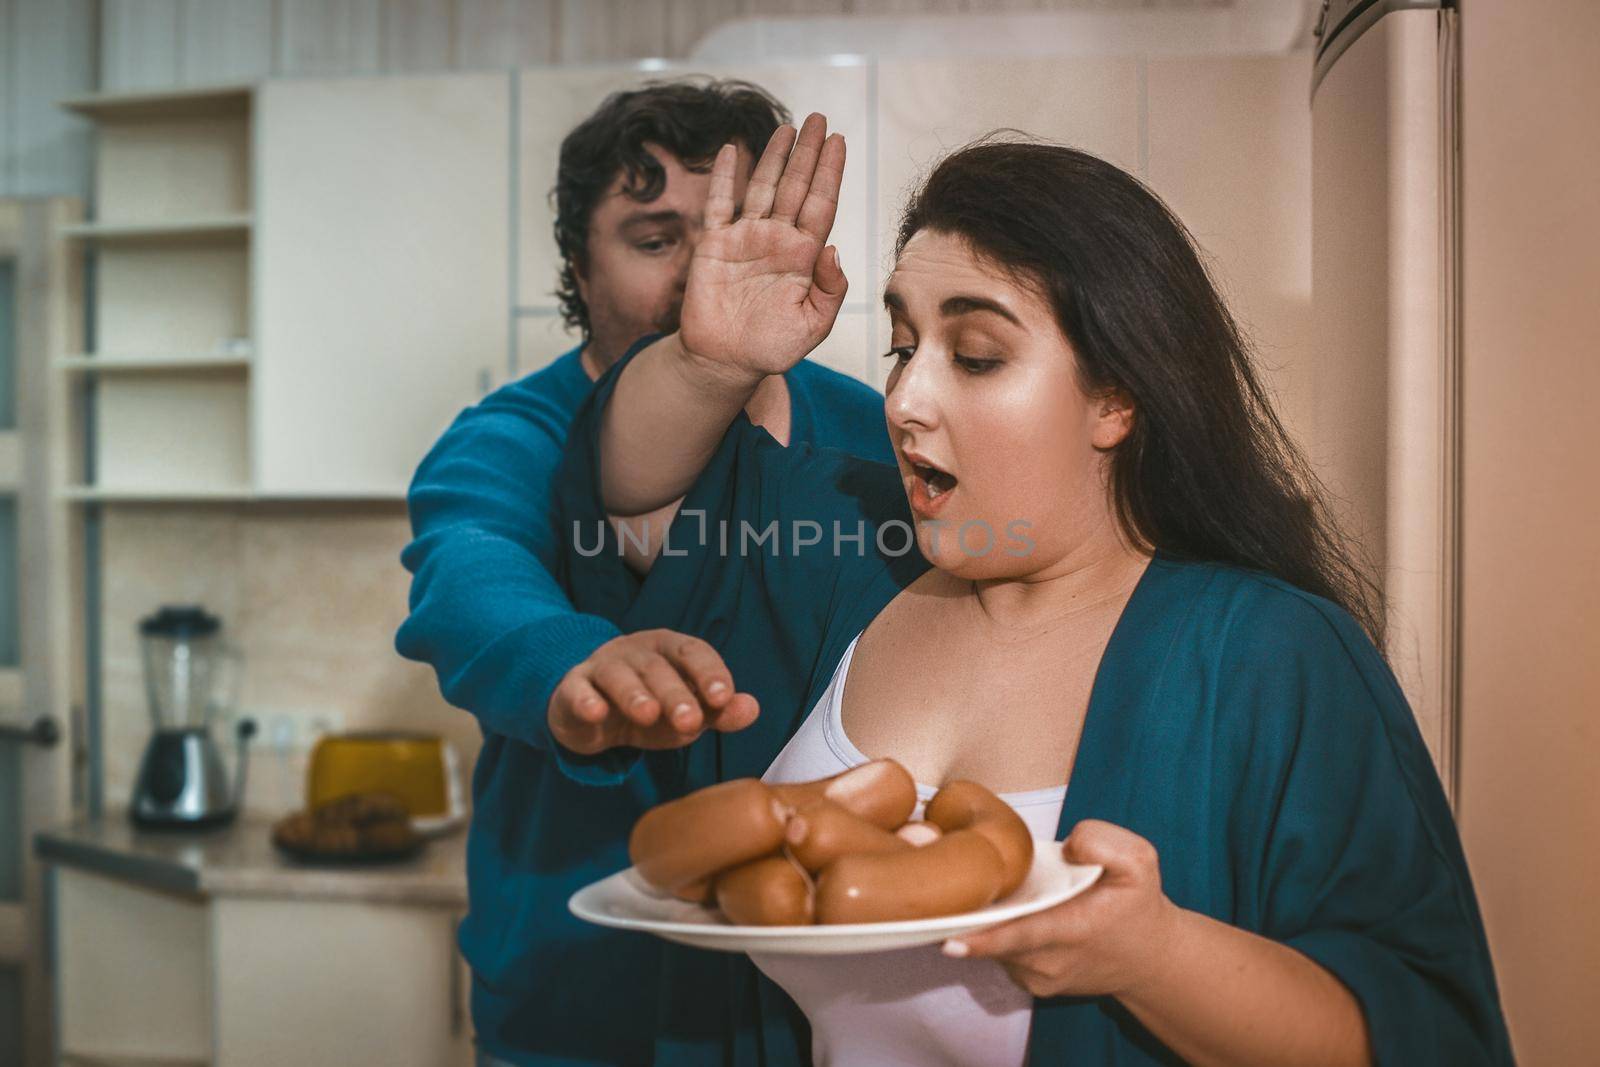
left=967, top=535, right=1151, bottom=633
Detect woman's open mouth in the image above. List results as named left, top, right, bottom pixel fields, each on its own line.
left=907, top=459, right=958, bottom=517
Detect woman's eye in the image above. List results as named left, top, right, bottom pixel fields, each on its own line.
left=881, top=346, right=914, bottom=365
left=954, top=354, right=1000, bottom=374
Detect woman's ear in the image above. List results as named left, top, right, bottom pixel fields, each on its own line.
left=1091, top=390, right=1136, bottom=451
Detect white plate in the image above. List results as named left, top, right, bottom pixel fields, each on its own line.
left=568, top=838, right=1102, bottom=955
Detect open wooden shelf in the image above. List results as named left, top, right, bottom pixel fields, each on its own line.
left=61, top=1052, right=208, bottom=1067
left=59, top=484, right=254, bottom=503
left=58, top=485, right=407, bottom=504
left=60, top=216, right=252, bottom=242
left=60, top=82, right=251, bottom=122
left=55, top=353, right=250, bottom=374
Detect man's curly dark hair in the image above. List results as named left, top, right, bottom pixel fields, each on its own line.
left=552, top=78, right=791, bottom=338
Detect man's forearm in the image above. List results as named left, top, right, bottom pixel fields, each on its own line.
left=1118, top=908, right=1370, bottom=1067
left=600, top=332, right=763, bottom=515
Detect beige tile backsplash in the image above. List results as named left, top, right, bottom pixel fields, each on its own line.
left=101, top=503, right=483, bottom=817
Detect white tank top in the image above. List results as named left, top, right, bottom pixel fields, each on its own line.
left=753, top=634, right=1069, bottom=1067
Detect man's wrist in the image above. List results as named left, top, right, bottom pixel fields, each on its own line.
left=667, top=331, right=765, bottom=401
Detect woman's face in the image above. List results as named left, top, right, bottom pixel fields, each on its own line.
left=882, top=229, right=1134, bottom=579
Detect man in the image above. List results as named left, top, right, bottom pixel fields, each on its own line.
left=396, top=80, right=891, bottom=1066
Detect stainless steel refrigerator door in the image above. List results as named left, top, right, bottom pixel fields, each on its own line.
left=1311, top=5, right=1461, bottom=798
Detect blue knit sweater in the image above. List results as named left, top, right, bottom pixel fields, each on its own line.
left=396, top=343, right=893, bottom=1065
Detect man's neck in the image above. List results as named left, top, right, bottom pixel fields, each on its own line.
left=578, top=342, right=611, bottom=382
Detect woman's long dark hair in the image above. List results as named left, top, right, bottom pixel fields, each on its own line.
left=897, top=139, right=1385, bottom=646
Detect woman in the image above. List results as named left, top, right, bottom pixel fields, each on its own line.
left=551, top=115, right=1513, bottom=1066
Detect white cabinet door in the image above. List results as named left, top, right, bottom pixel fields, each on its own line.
left=255, top=73, right=510, bottom=497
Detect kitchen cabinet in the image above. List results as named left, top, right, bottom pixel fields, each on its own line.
left=57, top=73, right=511, bottom=502
left=37, top=817, right=472, bottom=1067
left=254, top=72, right=510, bottom=497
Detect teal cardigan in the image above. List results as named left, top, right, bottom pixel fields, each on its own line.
left=549, top=346, right=1515, bottom=1066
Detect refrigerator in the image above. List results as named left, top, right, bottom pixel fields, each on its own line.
left=1310, top=0, right=1461, bottom=800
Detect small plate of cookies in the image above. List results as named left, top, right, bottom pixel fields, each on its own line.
left=270, top=792, right=426, bottom=865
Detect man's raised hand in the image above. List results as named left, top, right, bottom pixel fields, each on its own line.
left=679, top=113, right=848, bottom=380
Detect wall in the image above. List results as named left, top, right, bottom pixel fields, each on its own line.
left=1457, top=0, right=1600, bottom=1063
left=99, top=503, right=474, bottom=815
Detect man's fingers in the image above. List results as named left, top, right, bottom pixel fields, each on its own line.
left=770, top=113, right=827, bottom=224
left=591, top=661, right=660, bottom=727
left=707, top=692, right=760, bottom=734
left=806, top=245, right=849, bottom=328
left=636, top=653, right=704, bottom=733
left=704, top=142, right=741, bottom=230
left=740, top=124, right=795, bottom=221
left=795, top=132, right=845, bottom=242
left=659, top=634, right=735, bottom=709
left=547, top=674, right=614, bottom=755
left=559, top=674, right=610, bottom=725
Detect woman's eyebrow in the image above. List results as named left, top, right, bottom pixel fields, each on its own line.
left=881, top=290, right=1022, bottom=328
left=939, top=295, right=1022, bottom=327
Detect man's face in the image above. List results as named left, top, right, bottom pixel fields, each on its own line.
left=576, top=142, right=754, bottom=371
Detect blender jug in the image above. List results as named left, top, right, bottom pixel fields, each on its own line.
left=131, top=605, right=255, bottom=828
left=142, top=605, right=238, bottom=729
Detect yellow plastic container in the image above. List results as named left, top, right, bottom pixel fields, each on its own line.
left=306, top=731, right=459, bottom=819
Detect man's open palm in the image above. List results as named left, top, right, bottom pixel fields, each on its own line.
left=679, top=113, right=849, bottom=379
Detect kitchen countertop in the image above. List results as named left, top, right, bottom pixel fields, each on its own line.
left=34, top=811, right=468, bottom=907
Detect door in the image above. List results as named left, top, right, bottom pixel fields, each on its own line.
left=0, top=197, right=84, bottom=1067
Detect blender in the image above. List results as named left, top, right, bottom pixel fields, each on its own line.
left=129, top=605, right=256, bottom=829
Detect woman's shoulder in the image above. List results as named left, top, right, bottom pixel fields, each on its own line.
left=1152, top=553, right=1377, bottom=668
left=1153, top=554, right=1421, bottom=759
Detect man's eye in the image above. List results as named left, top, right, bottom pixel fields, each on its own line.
left=636, top=237, right=675, bottom=253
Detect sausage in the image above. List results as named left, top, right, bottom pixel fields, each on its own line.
left=628, top=778, right=788, bottom=892
left=784, top=798, right=911, bottom=872
left=626, top=769, right=1031, bottom=927
left=769, top=759, right=917, bottom=830
left=814, top=829, right=1004, bottom=923
left=894, top=820, right=943, bottom=847
left=923, top=780, right=1035, bottom=897
left=671, top=878, right=714, bottom=905
left=714, top=854, right=815, bottom=925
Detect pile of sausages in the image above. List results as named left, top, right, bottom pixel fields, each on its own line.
left=627, top=759, right=1034, bottom=925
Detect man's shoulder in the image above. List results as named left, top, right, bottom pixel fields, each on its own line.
left=495, top=344, right=592, bottom=409
left=465, top=345, right=591, bottom=427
